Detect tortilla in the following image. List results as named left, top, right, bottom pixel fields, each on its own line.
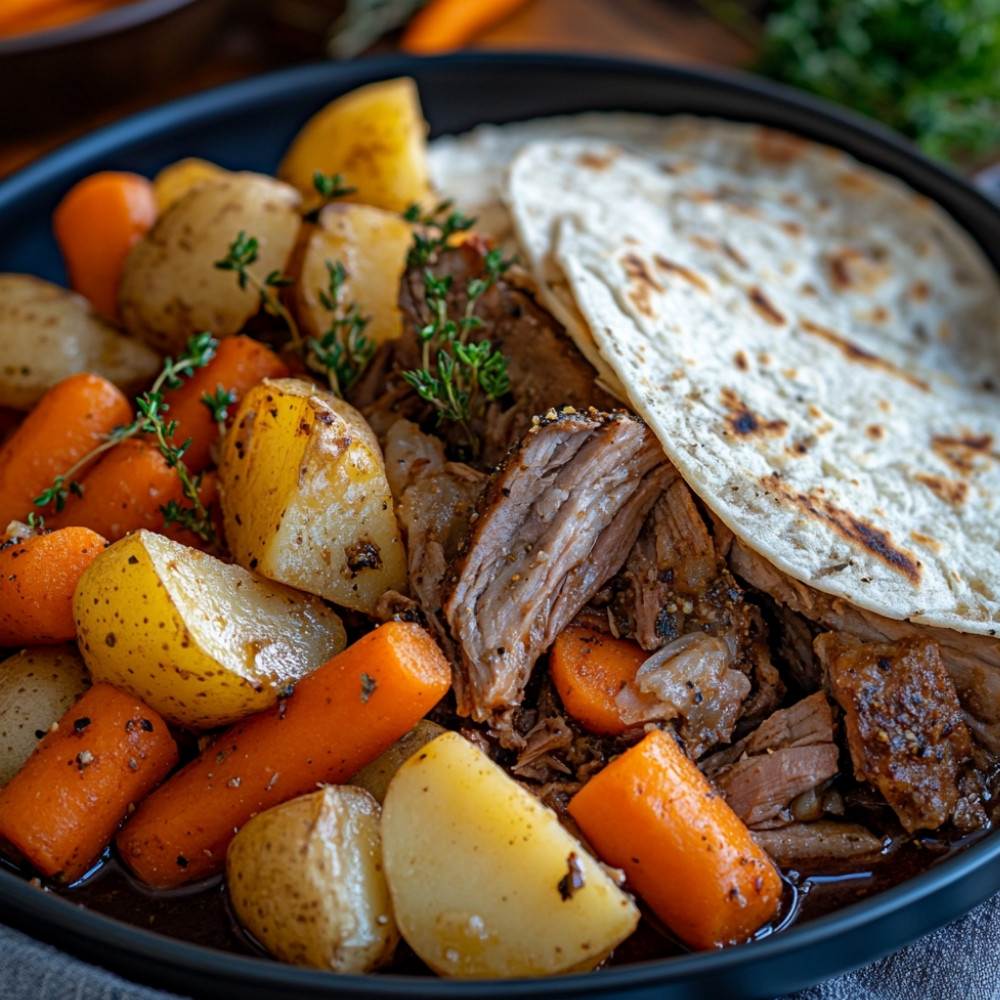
left=500, top=124, right=1000, bottom=635
left=432, top=114, right=1000, bottom=634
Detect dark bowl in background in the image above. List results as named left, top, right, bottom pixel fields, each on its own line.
left=0, top=0, right=234, bottom=137
left=2, top=51, right=1000, bottom=1000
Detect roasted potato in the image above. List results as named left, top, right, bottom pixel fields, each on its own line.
left=118, top=172, right=302, bottom=354
left=278, top=77, right=433, bottom=214
left=218, top=377, right=407, bottom=614
left=0, top=274, right=161, bottom=411
left=151, top=157, right=228, bottom=213
left=0, top=645, right=91, bottom=785
left=227, top=785, right=398, bottom=973
left=292, top=202, right=414, bottom=349
left=72, top=529, right=347, bottom=729
left=381, top=731, right=640, bottom=978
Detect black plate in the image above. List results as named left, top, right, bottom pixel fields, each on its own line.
left=2, top=51, right=1000, bottom=1000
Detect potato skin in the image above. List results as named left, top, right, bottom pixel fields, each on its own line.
left=118, top=172, right=302, bottom=355
left=0, top=274, right=160, bottom=411
left=381, top=731, right=640, bottom=978
left=0, top=645, right=91, bottom=785
left=227, top=785, right=398, bottom=972
left=72, top=530, right=346, bottom=729
left=292, top=202, right=413, bottom=350
left=218, top=377, right=407, bottom=614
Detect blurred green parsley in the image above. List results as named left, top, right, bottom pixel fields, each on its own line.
left=709, top=0, right=1000, bottom=168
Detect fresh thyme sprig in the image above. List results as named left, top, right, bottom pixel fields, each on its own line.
left=31, top=333, right=221, bottom=545
left=214, top=232, right=302, bottom=352
left=304, top=171, right=358, bottom=224
left=400, top=246, right=514, bottom=457
left=403, top=199, right=477, bottom=269
left=307, top=260, right=375, bottom=397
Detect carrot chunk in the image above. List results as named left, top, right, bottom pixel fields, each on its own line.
left=158, top=335, right=290, bottom=474
left=52, top=170, right=157, bottom=320
left=116, top=621, right=452, bottom=888
left=549, top=624, right=650, bottom=735
left=0, top=682, right=179, bottom=883
left=0, top=372, right=132, bottom=531
left=0, top=526, right=107, bottom=645
left=400, top=0, right=534, bottom=53
left=568, top=728, right=783, bottom=950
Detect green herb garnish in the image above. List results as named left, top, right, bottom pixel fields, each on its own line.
left=305, top=171, right=358, bottom=223
left=32, top=333, right=220, bottom=545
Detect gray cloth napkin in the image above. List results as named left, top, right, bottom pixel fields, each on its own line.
left=3, top=891, right=1000, bottom=1000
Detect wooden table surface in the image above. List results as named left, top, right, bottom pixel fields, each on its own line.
left=0, top=0, right=752, bottom=180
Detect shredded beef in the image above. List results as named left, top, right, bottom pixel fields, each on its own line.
left=443, top=408, right=674, bottom=723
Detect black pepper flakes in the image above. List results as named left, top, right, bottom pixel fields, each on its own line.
left=557, top=852, right=587, bottom=901
left=73, top=717, right=91, bottom=733
left=361, top=672, right=377, bottom=703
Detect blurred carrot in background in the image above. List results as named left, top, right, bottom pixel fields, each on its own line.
left=0, top=0, right=132, bottom=39
left=400, top=0, right=534, bottom=53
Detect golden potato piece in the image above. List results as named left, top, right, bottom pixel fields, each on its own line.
left=292, top=202, right=414, bottom=349
left=227, top=786, right=398, bottom=972
left=118, top=172, right=302, bottom=355
left=349, top=719, right=445, bottom=804
left=0, top=274, right=161, bottom=411
left=152, top=157, right=228, bottom=213
left=278, top=77, right=433, bottom=214
left=381, top=731, right=640, bottom=978
left=72, top=529, right=346, bottom=729
left=218, top=377, right=407, bottom=614
left=0, top=645, right=91, bottom=785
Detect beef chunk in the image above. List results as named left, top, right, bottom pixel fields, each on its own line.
left=816, top=632, right=975, bottom=833
left=751, top=821, right=885, bottom=866
left=443, top=408, right=674, bottom=722
left=702, top=692, right=840, bottom=829
left=395, top=241, right=620, bottom=467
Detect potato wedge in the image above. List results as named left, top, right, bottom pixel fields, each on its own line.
left=292, top=203, right=413, bottom=349
left=278, top=77, right=432, bottom=214
left=118, top=172, right=302, bottom=355
left=0, top=274, right=161, bottom=411
left=381, top=731, right=640, bottom=978
left=227, top=786, right=398, bottom=973
left=218, top=377, right=407, bottom=614
left=152, top=157, right=228, bottom=213
left=72, top=529, right=346, bottom=729
left=0, top=645, right=91, bottom=785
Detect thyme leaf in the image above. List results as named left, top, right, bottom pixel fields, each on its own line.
left=30, top=332, right=220, bottom=546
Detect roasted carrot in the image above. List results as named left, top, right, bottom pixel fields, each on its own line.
left=0, top=682, right=178, bottom=883
left=400, top=0, right=535, bottom=52
left=116, top=621, right=452, bottom=887
left=0, top=372, right=132, bottom=531
left=549, top=624, right=650, bottom=735
left=0, top=0, right=122, bottom=37
left=49, top=437, right=187, bottom=542
left=568, top=728, right=783, bottom=950
left=52, top=170, right=157, bottom=320
left=0, top=526, right=107, bottom=646
left=158, top=335, right=290, bottom=474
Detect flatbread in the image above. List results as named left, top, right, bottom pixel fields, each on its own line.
left=504, top=127, right=1000, bottom=634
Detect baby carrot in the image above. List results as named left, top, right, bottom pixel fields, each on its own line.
left=49, top=437, right=186, bottom=542
left=400, top=0, right=534, bottom=53
left=0, top=526, right=107, bottom=646
left=0, top=372, right=132, bottom=531
left=0, top=682, right=178, bottom=883
left=0, top=0, right=121, bottom=38
left=568, top=728, right=783, bottom=950
left=549, top=624, right=650, bottom=735
left=52, top=170, right=157, bottom=321
left=158, top=335, right=290, bottom=474
left=116, top=621, right=452, bottom=888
